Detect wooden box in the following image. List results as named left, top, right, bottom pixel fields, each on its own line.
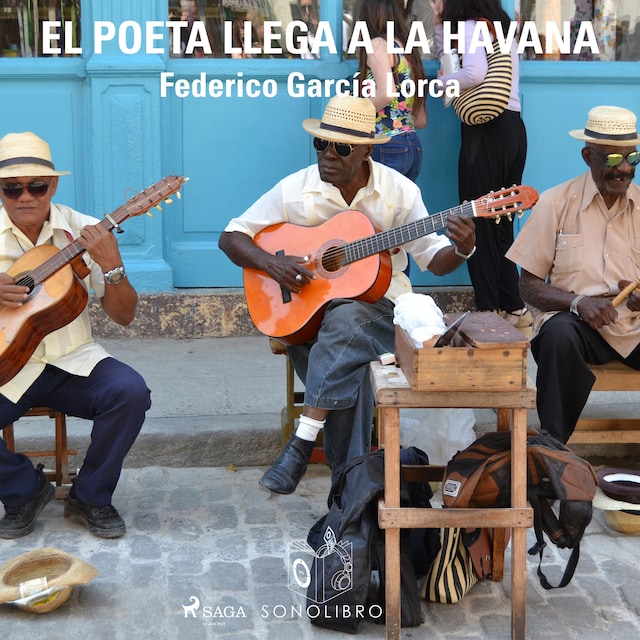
left=394, top=312, right=529, bottom=391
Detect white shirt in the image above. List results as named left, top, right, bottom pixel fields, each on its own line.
left=0, top=203, right=111, bottom=402
left=224, top=159, right=451, bottom=302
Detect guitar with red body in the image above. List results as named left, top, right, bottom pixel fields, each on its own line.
left=244, top=185, right=539, bottom=345
left=0, top=175, right=186, bottom=386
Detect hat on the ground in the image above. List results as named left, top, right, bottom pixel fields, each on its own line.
left=569, top=106, right=640, bottom=146
left=604, top=510, right=640, bottom=535
left=0, top=548, right=98, bottom=613
left=0, top=132, right=71, bottom=178
left=594, top=467, right=640, bottom=535
left=302, top=96, right=389, bottom=145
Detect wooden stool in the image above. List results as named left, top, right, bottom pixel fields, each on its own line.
left=569, top=361, right=640, bottom=445
left=1, top=407, right=76, bottom=514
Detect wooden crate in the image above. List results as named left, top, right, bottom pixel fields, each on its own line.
left=394, top=312, right=529, bottom=391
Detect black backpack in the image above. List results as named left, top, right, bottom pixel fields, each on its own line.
left=305, top=447, right=438, bottom=633
left=442, top=429, right=598, bottom=589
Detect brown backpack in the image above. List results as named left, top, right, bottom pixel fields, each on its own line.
left=442, top=429, right=598, bottom=589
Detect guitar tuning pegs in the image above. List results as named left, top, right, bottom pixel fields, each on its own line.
left=155, top=204, right=162, bottom=211
left=494, top=215, right=501, bottom=224
left=146, top=211, right=153, bottom=218
left=165, top=198, right=173, bottom=204
left=176, top=191, right=181, bottom=199
left=507, top=213, right=513, bottom=222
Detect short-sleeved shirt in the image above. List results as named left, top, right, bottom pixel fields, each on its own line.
left=224, top=159, right=450, bottom=302
left=506, top=170, right=640, bottom=357
left=0, top=203, right=111, bottom=402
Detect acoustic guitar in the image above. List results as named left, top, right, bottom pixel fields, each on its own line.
left=244, top=185, right=539, bottom=345
left=0, top=175, right=187, bottom=386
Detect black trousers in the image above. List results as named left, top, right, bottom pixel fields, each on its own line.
left=458, top=109, right=528, bottom=313
left=531, top=313, right=640, bottom=443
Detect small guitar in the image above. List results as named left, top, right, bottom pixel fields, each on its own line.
left=244, top=185, right=539, bottom=345
left=0, top=175, right=187, bottom=386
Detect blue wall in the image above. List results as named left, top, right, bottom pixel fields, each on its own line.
left=0, top=0, right=638, bottom=292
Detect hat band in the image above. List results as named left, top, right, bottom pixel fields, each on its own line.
left=584, top=128, right=638, bottom=142
left=0, top=156, right=55, bottom=170
left=320, top=122, right=375, bottom=139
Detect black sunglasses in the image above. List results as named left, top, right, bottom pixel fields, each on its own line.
left=1, top=181, right=51, bottom=200
left=590, top=149, right=640, bottom=168
left=313, top=137, right=355, bottom=158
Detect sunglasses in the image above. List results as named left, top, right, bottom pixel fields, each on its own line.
left=300, top=4, right=315, bottom=12
left=1, top=181, right=51, bottom=200
left=590, top=149, right=640, bottom=168
left=313, top=137, right=355, bottom=158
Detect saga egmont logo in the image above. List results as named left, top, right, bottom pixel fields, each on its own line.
left=288, top=526, right=352, bottom=603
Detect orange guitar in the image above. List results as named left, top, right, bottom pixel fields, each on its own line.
left=244, top=185, right=539, bottom=345
left=0, top=175, right=187, bottom=386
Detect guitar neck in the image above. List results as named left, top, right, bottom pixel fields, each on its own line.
left=342, top=201, right=474, bottom=264
left=27, top=216, right=118, bottom=287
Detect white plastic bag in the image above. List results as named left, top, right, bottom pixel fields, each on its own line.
left=400, top=408, right=476, bottom=466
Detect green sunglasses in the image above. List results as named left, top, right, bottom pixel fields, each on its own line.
left=590, top=149, right=640, bottom=168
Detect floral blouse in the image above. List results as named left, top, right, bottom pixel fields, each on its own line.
left=366, top=53, right=416, bottom=137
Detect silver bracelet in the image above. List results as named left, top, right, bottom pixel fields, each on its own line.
left=454, top=245, right=477, bottom=260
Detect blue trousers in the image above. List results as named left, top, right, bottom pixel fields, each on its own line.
left=287, top=298, right=396, bottom=476
left=371, top=131, right=423, bottom=182
left=0, top=358, right=150, bottom=508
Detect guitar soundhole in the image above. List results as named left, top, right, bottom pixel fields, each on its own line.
left=15, top=274, right=35, bottom=293
left=321, top=247, right=346, bottom=273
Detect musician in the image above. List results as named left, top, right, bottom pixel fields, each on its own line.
left=0, top=132, right=150, bottom=538
left=219, top=96, right=476, bottom=495
left=506, top=106, right=640, bottom=443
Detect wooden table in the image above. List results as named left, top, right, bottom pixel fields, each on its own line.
left=370, top=362, right=536, bottom=640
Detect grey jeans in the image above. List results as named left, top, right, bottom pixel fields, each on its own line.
left=287, top=297, right=396, bottom=475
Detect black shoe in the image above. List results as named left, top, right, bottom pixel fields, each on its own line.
left=0, top=464, right=54, bottom=539
left=259, top=435, right=315, bottom=495
left=68, top=491, right=126, bottom=539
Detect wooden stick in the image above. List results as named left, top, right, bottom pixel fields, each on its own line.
left=612, top=277, right=640, bottom=307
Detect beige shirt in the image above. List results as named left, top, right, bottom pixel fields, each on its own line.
left=0, top=203, right=111, bottom=402
left=224, top=159, right=451, bottom=302
left=506, top=171, right=640, bottom=357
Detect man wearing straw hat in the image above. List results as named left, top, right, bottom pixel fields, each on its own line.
left=0, top=132, right=150, bottom=539
left=507, top=105, right=640, bottom=444
left=220, top=95, right=476, bottom=495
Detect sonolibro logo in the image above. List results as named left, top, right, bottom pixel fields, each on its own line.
left=289, top=526, right=352, bottom=603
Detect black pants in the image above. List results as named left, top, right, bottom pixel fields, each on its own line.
left=531, top=313, right=640, bottom=443
left=458, top=110, right=527, bottom=312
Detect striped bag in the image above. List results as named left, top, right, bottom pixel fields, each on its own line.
left=453, top=47, right=512, bottom=126
left=420, top=527, right=478, bottom=603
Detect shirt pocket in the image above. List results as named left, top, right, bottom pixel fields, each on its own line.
left=554, top=234, right=583, bottom=274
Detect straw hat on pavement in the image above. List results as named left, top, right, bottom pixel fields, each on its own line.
left=0, top=548, right=98, bottom=613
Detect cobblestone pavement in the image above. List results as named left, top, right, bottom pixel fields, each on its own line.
left=2, top=463, right=640, bottom=640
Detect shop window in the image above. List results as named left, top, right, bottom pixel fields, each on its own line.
left=517, top=0, right=640, bottom=60
left=169, top=0, right=325, bottom=58
left=0, top=0, right=81, bottom=58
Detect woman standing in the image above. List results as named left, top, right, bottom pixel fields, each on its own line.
left=357, top=0, right=427, bottom=182
left=432, top=0, right=531, bottom=328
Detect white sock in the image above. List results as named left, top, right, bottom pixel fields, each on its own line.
left=295, top=415, right=325, bottom=442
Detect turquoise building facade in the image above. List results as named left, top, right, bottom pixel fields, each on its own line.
left=0, top=0, right=638, bottom=292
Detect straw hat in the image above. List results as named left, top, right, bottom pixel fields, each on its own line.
left=302, top=96, right=389, bottom=145
left=569, top=106, right=640, bottom=146
left=0, top=132, right=71, bottom=178
left=594, top=467, right=640, bottom=535
left=604, top=510, right=640, bottom=535
left=0, top=548, right=98, bottom=614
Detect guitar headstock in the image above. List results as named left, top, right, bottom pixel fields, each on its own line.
left=112, top=176, right=189, bottom=227
left=473, top=185, right=539, bottom=223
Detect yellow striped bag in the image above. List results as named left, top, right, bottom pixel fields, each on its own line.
left=453, top=48, right=512, bottom=126
left=421, top=527, right=478, bottom=603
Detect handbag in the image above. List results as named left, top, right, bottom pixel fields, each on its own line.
left=452, top=22, right=512, bottom=126
left=420, top=527, right=478, bottom=603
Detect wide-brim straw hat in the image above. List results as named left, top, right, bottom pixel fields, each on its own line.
left=569, top=105, right=640, bottom=146
left=604, top=510, right=640, bottom=535
left=0, top=548, right=98, bottom=614
left=593, top=467, right=640, bottom=535
left=0, top=132, right=71, bottom=178
left=302, top=96, right=389, bottom=145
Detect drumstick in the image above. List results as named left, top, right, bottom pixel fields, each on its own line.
left=612, top=277, right=640, bottom=307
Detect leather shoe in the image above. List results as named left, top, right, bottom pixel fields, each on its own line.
left=68, top=489, right=126, bottom=538
left=0, top=464, right=54, bottom=539
left=259, top=435, right=315, bottom=495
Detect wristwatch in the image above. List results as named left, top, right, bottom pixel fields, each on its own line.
left=569, top=294, right=585, bottom=317
left=103, top=266, right=126, bottom=285
left=454, top=245, right=477, bottom=261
